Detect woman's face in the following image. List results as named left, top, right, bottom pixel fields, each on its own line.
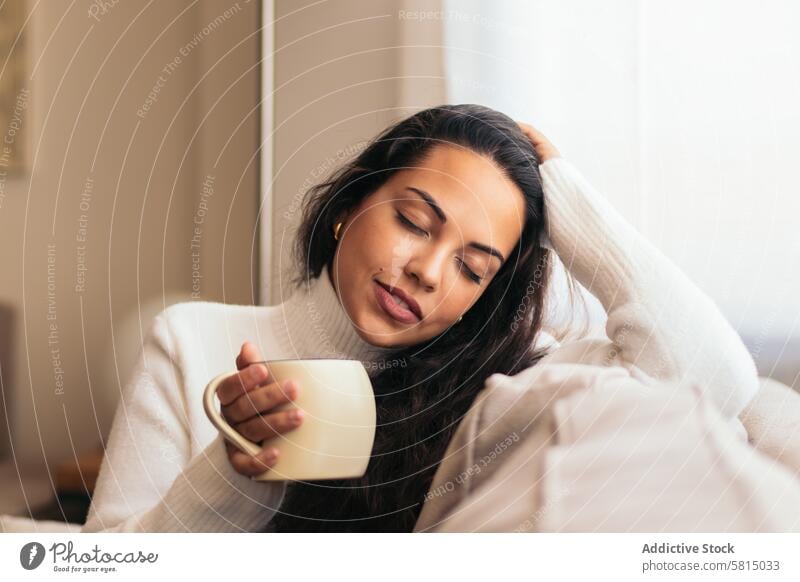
left=330, top=143, right=527, bottom=348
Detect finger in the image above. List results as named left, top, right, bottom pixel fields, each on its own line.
left=228, top=444, right=278, bottom=477
left=222, top=379, right=300, bottom=425
left=225, top=441, right=280, bottom=477
left=216, top=363, right=270, bottom=406
left=517, top=122, right=560, bottom=160
left=517, top=121, right=547, bottom=144
left=236, top=341, right=264, bottom=371
left=234, top=408, right=304, bottom=443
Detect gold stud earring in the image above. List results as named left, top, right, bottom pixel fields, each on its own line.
left=333, top=222, right=343, bottom=240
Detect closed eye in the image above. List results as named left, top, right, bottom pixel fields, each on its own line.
left=395, top=211, right=429, bottom=238
left=396, top=212, right=484, bottom=284
left=457, top=258, right=483, bottom=284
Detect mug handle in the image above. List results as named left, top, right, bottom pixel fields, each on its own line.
left=203, top=371, right=262, bottom=457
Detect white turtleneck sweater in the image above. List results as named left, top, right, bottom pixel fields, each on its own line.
left=81, top=157, right=759, bottom=533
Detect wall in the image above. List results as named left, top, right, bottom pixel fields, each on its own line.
left=0, top=0, right=261, bottom=470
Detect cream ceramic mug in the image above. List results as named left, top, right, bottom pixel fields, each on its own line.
left=203, top=359, right=376, bottom=481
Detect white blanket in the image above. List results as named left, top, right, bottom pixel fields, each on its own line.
left=415, top=376, right=800, bottom=532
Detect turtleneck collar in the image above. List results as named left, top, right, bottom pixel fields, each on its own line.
left=272, top=264, right=398, bottom=374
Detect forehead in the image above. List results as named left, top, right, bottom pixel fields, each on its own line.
left=383, top=143, right=526, bottom=246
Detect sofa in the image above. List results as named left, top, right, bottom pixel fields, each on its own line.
left=2, top=376, right=799, bottom=533
left=414, top=376, right=800, bottom=532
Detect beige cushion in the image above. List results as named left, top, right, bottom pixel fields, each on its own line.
left=415, top=370, right=800, bottom=532
left=739, top=377, right=800, bottom=476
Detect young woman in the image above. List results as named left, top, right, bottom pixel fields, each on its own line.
left=82, top=104, right=758, bottom=533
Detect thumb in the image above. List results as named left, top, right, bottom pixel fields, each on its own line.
left=236, top=341, right=264, bottom=370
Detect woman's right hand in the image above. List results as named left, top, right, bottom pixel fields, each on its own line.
left=216, top=341, right=305, bottom=477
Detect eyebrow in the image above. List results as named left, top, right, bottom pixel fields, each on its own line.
left=404, top=187, right=506, bottom=263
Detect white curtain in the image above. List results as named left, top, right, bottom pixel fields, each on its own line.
left=443, top=0, right=800, bottom=355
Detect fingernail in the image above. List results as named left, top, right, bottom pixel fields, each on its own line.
left=262, top=447, right=278, bottom=460
left=290, top=409, right=304, bottom=421
left=251, top=365, right=267, bottom=382
left=284, top=380, right=297, bottom=398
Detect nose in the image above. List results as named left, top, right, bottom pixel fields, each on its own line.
left=405, top=247, right=448, bottom=292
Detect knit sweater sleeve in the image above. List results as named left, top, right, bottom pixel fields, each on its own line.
left=538, top=157, right=759, bottom=419
left=81, top=310, right=286, bottom=532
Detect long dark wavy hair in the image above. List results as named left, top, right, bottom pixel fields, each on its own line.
left=268, top=104, right=562, bottom=532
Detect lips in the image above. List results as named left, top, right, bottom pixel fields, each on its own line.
left=373, top=280, right=423, bottom=324
left=375, top=280, right=423, bottom=319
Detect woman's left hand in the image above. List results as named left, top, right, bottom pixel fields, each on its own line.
left=517, top=121, right=561, bottom=163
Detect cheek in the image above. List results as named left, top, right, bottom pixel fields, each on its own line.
left=428, top=278, right=484, bottom=324
left=436, top=293, right=467, bottom=318
left=338, top=209, right=386, bottom=262
left=345, top=207, right=412, bottom=265
left=446, top=286, right=483, bottom=313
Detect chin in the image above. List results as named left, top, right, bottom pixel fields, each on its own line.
left=355, top=322, right=398, bottom=348
left=354, top=312, right=412, bottom=348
